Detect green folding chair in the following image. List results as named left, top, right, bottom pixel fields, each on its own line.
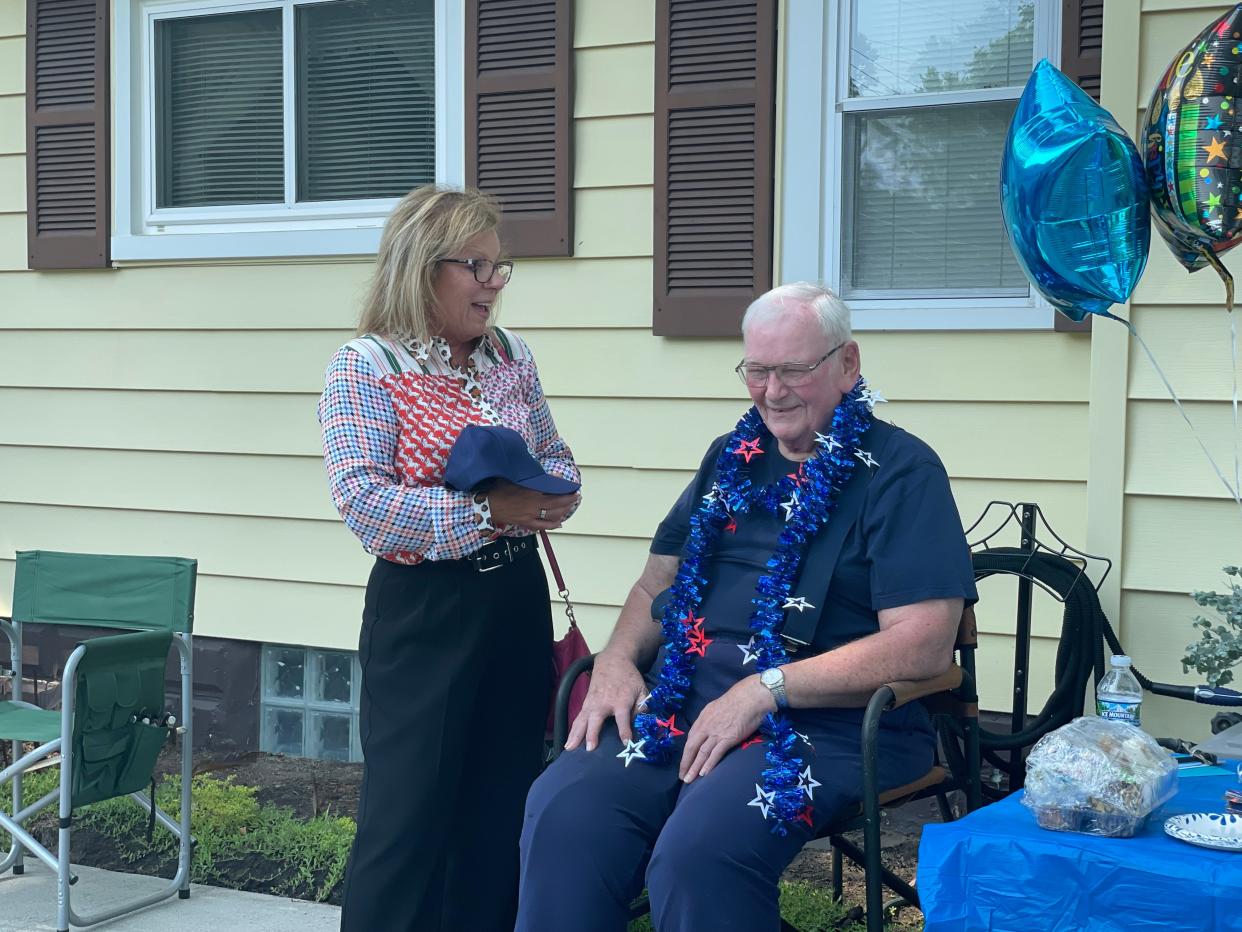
left=0, top=550, right=196, bottom=931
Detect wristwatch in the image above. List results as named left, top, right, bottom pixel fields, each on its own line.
left=759, top=667, right=789, bottom=710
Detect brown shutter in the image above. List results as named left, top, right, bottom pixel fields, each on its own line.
left=1061, top=0, right=1103, bottom=102
left=652, top=0, right=776, bottom=338
left=465, top=0, right=573, bottom=258
left=1055, top=0, right=1104, bottom=333
left=25, top=0, right=110, bottom=270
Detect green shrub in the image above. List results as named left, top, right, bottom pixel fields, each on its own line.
left=1183, top=565, right=1242, bottom=687
left=2, top=771, right=353, bottom=903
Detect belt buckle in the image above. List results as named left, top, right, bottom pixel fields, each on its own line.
left=475, top=539, right=512, bottom=574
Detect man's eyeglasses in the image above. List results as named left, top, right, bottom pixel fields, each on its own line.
left=439, top=257, right=514, bottom=284
left=735, top=342, right=845, bottom=387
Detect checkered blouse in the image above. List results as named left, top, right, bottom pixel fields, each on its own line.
left=318, top=327, right=580, bottom=564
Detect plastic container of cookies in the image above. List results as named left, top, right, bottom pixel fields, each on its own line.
left=1021, top=716, right=1178, bottom=838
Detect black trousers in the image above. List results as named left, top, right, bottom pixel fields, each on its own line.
left=340, top=548, right=553, bottom=932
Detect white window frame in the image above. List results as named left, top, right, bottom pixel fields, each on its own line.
left=260, top=644, right=363, bottom=762
left=779, top=0, right=1062, bottom=330
left=113, top=0, right=464, bottom=262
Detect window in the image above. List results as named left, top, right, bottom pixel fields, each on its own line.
left=780, top=0, right=1060, bottom=329
left=260, top=645, right=362, bottom=762
left=114, top=0, right=464, bottom=261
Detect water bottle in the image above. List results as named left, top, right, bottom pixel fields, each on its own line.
left=1096, top=655, right=1143, bottom=727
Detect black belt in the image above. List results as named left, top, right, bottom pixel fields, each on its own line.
left=462, top=536, right=538, bottom=574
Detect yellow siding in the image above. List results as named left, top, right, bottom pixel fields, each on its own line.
left=0, top=0, right=1117, bottom=717
left=1111, top=1, right=1242, bottom=740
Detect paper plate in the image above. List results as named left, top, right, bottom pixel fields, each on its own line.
left=1163, top=812, right=1242, bottom=852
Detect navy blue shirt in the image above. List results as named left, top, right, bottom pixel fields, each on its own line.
left=651, top=420, right=977, bottom=655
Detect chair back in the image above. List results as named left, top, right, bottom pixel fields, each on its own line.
left=12, top=550, right=196, bottom=634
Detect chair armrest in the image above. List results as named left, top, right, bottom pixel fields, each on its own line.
left=880, top=665, right=964, bottom=711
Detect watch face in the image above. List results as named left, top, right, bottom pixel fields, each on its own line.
left=761, top=668, right=780, bottom=686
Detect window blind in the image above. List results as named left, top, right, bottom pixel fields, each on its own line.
left=844, top=101, right=1028, bottom=294
left=850, top=0, right=1034, bottom=97
left=296, top=0, right=436, bottom=202
left=156, top=10, right=284, bottom=208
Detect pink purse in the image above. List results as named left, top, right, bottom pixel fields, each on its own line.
left=540, top=530, right=591, bottom=737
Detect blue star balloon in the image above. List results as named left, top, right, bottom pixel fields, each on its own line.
left=1001, top=59, right=1150, bottom=322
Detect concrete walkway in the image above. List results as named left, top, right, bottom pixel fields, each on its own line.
left=0, top=861, right=340, bottom=931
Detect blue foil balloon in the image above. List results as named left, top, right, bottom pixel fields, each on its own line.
left=1001, top=59, right=1150, bottom=322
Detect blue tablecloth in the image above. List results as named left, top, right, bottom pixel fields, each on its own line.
left=919, top=767, right=1242, bottom=931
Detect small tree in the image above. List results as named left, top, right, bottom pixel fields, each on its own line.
left=1182, top=565, right=1242, bottom=687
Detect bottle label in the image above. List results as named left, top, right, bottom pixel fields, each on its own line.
left=1097, top=699, right=1141, bottom=726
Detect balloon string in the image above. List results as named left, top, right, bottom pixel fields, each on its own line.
left=1233, top=310, right=1240, bottom=505
left=1201, top=246, right=1235, bottom=313
left=1125, top=320, right=1242, bottom=515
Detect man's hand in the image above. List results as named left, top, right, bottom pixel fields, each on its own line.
left=678, top=675, right=775, bottom=783
left=564, top=650, right=648, bottom=753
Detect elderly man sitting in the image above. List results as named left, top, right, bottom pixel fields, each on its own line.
left=516, top=283, right=978, bottom=931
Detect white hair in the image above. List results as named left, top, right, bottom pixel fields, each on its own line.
left=741, top=282, right=851, bottom=347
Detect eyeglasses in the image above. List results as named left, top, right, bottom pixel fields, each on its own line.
left=438, top=257, right=514, bottom=284
left=735, top=342, right=845, bottom=387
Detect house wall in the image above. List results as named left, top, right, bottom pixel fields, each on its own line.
left=1098, top=0, right=1242, bottom=741
left=1, top=0, right=1186, bottom=732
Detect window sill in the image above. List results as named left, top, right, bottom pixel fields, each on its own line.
left=111, top=226, right=384, bottom=263
left=847, top=303, right=1066, bottom=332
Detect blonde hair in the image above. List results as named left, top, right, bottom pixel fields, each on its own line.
left=357, top=184, right=503, bottom=341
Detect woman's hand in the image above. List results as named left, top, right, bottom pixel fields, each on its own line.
left=678, top=675, right=775, bottom=783
left=486, top=480, right=579, bottom=531
left=564, top=650, right=648, bottom=753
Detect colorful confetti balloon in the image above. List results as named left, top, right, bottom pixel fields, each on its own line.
left=1001, top=59, right=1150, bottom=322
left=1141, top=3, right=1242, bottom=296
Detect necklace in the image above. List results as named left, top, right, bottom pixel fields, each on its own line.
left=624, top=378, right=875, bottom=832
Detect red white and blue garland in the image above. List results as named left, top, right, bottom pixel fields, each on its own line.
left=622, top=377, right=876, bottom=833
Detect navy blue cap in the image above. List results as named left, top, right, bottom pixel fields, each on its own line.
left=444, top=425, right=580, bottom=494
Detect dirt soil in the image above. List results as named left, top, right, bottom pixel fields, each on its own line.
left=59, top=746, right=937, bottom=924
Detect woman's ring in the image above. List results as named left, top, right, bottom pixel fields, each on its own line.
left=538, top=508, right=548, bottom=520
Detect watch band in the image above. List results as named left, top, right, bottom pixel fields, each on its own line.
left=762, top=668, right=789, bottom=710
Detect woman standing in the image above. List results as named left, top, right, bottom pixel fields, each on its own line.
left=318, top=185, right=580, bottom=932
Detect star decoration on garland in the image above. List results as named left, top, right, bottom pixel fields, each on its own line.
left=748, top=784, right=776, bottom=819
left=617, top=739, right=647, bottom=767
left=780, top=490, right=801, bottom=520
left=738, top=636, right=759, bottom=665
left=859, top=387, right=887, bottom=408
left=733, top=437, right=764, bottom=463
left=702, top=487, right=720, bottom=507
left=798, top=766, right=822, bottom=800
left=815, top=432, right=843, bottom=453
left=685, top=628, right=713, bottom=657
left=741, top=733, right=765, bottom=750
left=782, top=596, right=815, bottom=612
left=655, top=714, right=685, bottom=738
left=855, top=449, right=879, bottom=468
left=795, top=805, right=814, bottom=828
left=724, top=517, right=738, bottom=534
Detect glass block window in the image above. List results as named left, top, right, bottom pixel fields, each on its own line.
left=260, top=645, right=361, bottom=762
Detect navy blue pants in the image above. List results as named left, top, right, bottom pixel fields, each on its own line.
left=517, top=643, right=935, bottom=932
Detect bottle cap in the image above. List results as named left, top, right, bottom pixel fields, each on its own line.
left=1111, top=654, right=1132, bottom=667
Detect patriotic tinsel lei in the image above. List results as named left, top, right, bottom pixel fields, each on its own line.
left=633, top=377, right=874, bottom=834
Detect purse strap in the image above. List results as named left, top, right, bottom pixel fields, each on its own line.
left=538, top=530, right=578, bottom=631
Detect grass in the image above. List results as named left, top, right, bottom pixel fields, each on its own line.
left=1, top=769, right=354, bottom=902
